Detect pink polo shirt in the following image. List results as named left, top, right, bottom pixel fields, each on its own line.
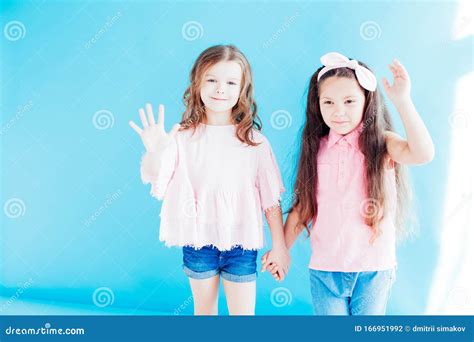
left=309, top=127, right=398, bottom=272
left=140, top=123, right=285, bottom=251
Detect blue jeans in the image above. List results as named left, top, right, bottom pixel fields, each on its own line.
left=182, top=245, right=258, bottom=283
left=309, top=268, right=396, bottom=315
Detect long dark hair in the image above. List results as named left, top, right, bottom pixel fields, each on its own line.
left=290, top=62, right=412, bottom=241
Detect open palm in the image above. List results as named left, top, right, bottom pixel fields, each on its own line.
left=129, top=103, right=181, bottom=153
left=382, top=59, right=411, bottom=104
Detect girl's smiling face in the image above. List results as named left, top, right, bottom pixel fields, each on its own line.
left=200, top=61, right=242, bottom=116
left=319, top=76, right=366, bottom=135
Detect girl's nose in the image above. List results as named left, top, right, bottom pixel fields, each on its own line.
left=214, top=81, right=225, bottom=93
left=333, top=106, right=345, bottom=117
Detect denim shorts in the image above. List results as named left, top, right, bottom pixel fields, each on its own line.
left=182, top=245, right=258, bottom=283
left=309, top=267, right=396, bottom=315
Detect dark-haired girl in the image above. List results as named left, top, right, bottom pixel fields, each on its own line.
left=264, top=52, right=434, bottom=315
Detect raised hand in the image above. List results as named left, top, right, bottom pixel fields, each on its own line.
left=129, top=103, right=181, bottom=153
left=382, top=59, right=412, bottom=105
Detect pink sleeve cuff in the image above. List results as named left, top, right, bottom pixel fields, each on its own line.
left=139, top=141, right=178, bottom=201
left=256, top=138, right=285, bottom=211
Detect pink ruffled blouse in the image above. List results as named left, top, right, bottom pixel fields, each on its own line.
left=140, top=123, right=285, bottom=251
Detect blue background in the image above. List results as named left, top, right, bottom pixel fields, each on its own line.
left=1, top=0, right=471, bottom=315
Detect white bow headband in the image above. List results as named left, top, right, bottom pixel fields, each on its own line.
left=317, top=52, right=377, bottom=91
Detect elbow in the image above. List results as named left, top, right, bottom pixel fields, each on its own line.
left=427, top=146, right=435, bottom=163
left=416, top=145, right=435, bottom=165
left=424, top=143, right=436, bottom=163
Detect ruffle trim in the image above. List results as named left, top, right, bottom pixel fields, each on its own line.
left=263, top=201, right=282, bottom=213
left=160, top=239, right=263, bottom=252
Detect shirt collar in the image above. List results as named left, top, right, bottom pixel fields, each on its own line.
left=327, top=123, right=362, bottom=150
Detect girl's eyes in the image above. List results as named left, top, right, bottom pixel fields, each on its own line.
left=205, top=79, right=238, bottom=86
left=322, top=100, right=356, bottom=105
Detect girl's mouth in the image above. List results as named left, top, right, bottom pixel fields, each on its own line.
left=210, top=97, right=227, bottom=101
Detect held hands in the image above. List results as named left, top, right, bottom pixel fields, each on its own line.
left=261, top=246, right=291, bottom=282
left=129, top=103, right=181, bottom=153
left=382, top=59, right=412, bottom=106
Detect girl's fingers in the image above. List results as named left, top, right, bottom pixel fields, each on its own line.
left=388, top=63, right=398, bottom=77
left=394, top=59, right=404, bottom=71
left=267, top=262, right=278, bottom=272
left=145, top=103, right=155, bottom=126
left=129, top=121, right=143, bottom=135
left=139, top=108, right=149, bottom=128
left=391, top=60, right=406, bottom=79
left=265, top=261, right=277, bottom=273
left=157, top=104, right=165, bottom=127
left=390, top=62, right=403, bottom=78
left=392, top=62, right=403, bottom=76
left=146, top=103, right=156, bottom=126
left=276, top=265, right=286, bottom=277
left=261, top=256, right=273, bottom=271
left=394, top=59, right=409, bottom=79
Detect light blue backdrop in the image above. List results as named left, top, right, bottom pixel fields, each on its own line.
left=1, top=0, right=470, bottom=315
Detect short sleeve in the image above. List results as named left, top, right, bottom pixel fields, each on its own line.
left=140, top=138, right=178, bottom=201
left=256, top=137, right=285, bottom=211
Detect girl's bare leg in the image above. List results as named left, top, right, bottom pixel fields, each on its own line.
left=188, top=275, right=220, bottom=315
left=222, top=279, right=256, bottom=315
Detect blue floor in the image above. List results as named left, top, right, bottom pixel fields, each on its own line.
left=0, top=296, right=166, bottom=315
